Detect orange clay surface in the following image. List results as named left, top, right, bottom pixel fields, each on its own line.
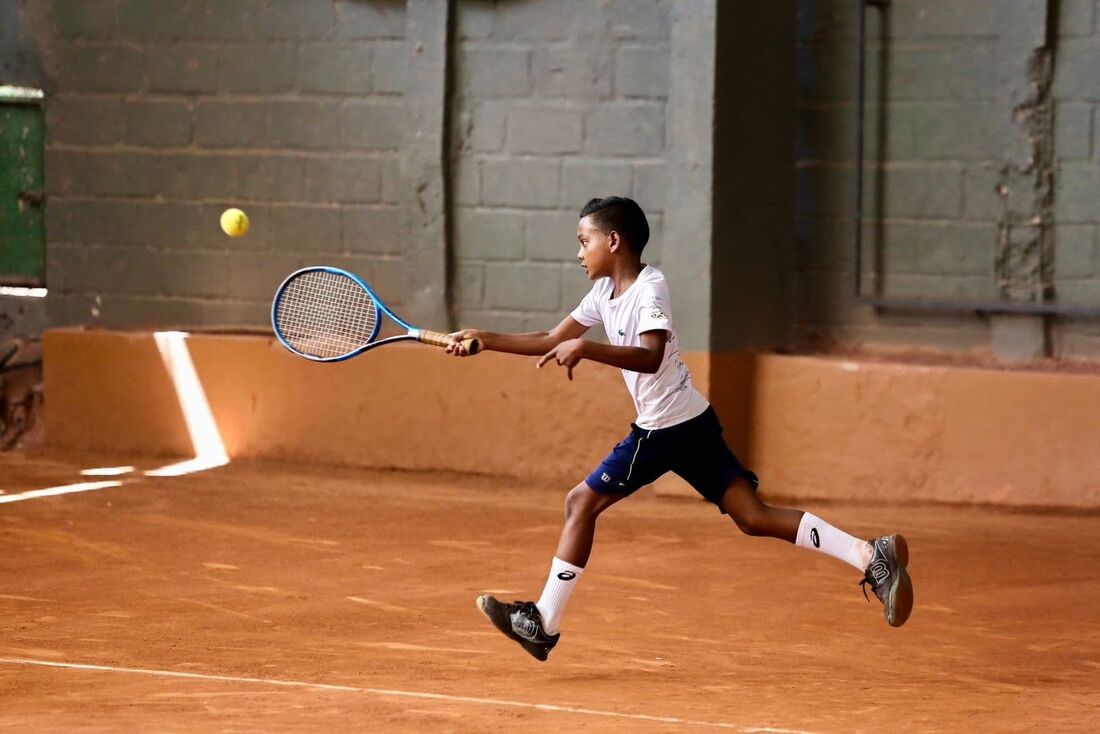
left=1, top=449, right=1098, bottom=733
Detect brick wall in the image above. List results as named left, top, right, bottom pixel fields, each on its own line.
left=1052, top=0, right=1100, bottom=354
left=40, top=0, right=410, bottom=329
left=12, top=0, right=1100, bottom=360
left=450, top=0, right=669, bottom=333
left=32, top=0, right=671, bottom=336
left=796, top=0, right=997, bottom=351
left=796, top=0, right=1100, bottom=358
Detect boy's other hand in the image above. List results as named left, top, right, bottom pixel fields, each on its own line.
left=537, top=338, right=585, bottom=380
left=446, top=329, right=481, bottom=356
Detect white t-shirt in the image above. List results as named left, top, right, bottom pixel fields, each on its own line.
left=570, top=265, right=710, bottom=430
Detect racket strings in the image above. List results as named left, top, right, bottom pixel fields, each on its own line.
left=275, top=270, right=378, bottom=358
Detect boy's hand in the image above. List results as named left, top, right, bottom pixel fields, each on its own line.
left=537, top=338, right=585, bottom=380
left=446, top=329, right=482, bottom=356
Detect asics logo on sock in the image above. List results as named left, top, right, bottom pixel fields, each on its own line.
left=810, top=528, right=820, bottom=548
left=557, top=570, right=576, bottom=581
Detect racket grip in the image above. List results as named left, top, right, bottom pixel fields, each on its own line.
left=418, top=330, right=481, bottom=355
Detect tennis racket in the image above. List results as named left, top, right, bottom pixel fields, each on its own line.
left=271, top=266, right=480, bottom=362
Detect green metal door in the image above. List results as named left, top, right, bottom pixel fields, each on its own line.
left=0, top=92, right=45, bottom=286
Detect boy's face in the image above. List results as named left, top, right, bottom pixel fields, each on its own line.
left=576, top=215, right=616, bottom=280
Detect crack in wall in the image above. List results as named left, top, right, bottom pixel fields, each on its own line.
left=995, top=42, right=1055, bottom=303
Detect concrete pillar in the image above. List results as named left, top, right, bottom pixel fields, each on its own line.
left=992, top=0, right=1053, bottom=360
left=399, top=0, right=453, bottom=330
left=664, top=0, right=797, bottom=354
left=663, top=0, right=717, bottom=353
left=711, top=1, right=796, bottom=351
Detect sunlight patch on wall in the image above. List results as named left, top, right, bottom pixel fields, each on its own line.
left=147, top=331, right=228, bottom=477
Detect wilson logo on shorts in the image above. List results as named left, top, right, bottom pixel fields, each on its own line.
left=601, top=472, right=611, bottom=482
left=557, top=570, right=577, bottom=581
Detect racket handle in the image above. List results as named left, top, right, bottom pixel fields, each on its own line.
left=418, top=330, right=481, bottom=355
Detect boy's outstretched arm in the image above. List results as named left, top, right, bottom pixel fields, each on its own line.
left=537, top=330, right=666, bottom=380
left=446, top=316, right=589, bottom=357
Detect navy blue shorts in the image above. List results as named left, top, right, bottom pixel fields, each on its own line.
left=585, top=406, right=758, bottom=512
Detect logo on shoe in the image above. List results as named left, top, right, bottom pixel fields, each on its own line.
left=868, top=560, right=890, bottom=584
left=512, top=616, right=541, bottom=641
left=810, top=528, right=820, bottom=548
left=557, top=570, right=576, bottom=581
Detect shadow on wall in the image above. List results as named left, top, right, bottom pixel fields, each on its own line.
left=0, top=339, right=42, bottom=450
left=706, top=352, right=756, bottom=468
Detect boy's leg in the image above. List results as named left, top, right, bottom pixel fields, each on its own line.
left=478, top=424, right=658, bottom=660
left=720, top=476, right=870, bottom=569
left=720, top=477, right=913, bottom=627
left=554, top=481, right=627, bottom=567
left=534, top=482, right=626, bottom=634
left=719, top=475, right=803, bottom=543
left=476, top=482, right=627, bottom=661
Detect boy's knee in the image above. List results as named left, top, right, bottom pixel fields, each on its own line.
left=731, top=508, right=769, bottom=537
left=564, top=484, right=608, bottom=522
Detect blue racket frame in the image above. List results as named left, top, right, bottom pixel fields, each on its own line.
left=271, top=265, right=430, bottom=362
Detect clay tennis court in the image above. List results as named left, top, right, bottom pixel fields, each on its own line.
left=2, top=449, right=1097, bottom=732
left=5, top=0, right=1100, bottom=731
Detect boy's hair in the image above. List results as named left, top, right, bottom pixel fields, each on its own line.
left=579, top=196, right=650, bottom=254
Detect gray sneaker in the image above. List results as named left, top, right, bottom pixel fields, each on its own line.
left=476, top=595, right=559, bottom=661
left=860, top=534, right=913, bottom=627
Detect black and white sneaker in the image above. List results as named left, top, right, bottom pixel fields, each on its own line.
left=860, top=534, right=914, bottom=627
left=476, top=595, right=559, bottom=661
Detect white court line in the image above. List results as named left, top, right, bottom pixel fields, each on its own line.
left=81, top=466, right=136, bottom=477
left=0, top=481, right=123, bottom=505
left=0, top=657, right=816, bottom=733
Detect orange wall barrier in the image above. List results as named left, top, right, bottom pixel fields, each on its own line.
left=44, top=328, right=635, bottom=482
left=735, top=355, right=1100, bottom=509
left=44, top=329, right=1100, bottom=508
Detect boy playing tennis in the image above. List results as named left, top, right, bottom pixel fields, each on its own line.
left=447, top=196, right=913, bottom=661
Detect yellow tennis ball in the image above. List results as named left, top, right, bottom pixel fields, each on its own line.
left=220, top=208, right=249, bottom=237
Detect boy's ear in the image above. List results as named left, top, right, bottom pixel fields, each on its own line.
left=608, top=230, right=620, bottom=252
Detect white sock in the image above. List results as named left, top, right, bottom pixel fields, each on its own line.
left=535, top=557, right=584, bottom=634
left=795, top=512, right=871, bottom=571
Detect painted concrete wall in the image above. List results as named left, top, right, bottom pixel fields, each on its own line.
left=5, top=0, right=1100, bottom=360
left=796, top=0, right=1100, bottom=359
left=1051, top=0, right=1100, bottom=355
left=451, top=0, right=671, bottom=334
left=36, top=1, right=417, bottom=329
left=22, top=0, right=681, bottom=339
left=44, top=329, right=1100, bottom=509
